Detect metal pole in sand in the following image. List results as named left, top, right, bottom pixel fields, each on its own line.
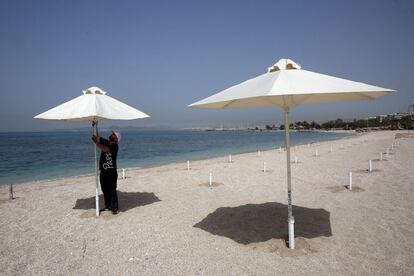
left=369, top=160, right=372, bottom=172
left=258, top=150, right=261, bottom=156
left=283, top=109, right=295, bottom=249
left=348, top=172, right=352, bottom=190
left=93, top=120, right=100, bottom=217
left=122, top=168, right=126, bottom=179
left=279, top=147, right=282, bottom=153
left=209, top=172, right=212, bottom=187
left=9, top=183, right=14, bottom=199
left=187, top=160, right=190, bottom=170
left=263, top=161, right=266, bottom=172
left=229, top=154, right=232, bottom=163
left=288, top=217, right=295, bottom=249
left=380, top=152, right=383, bottom=161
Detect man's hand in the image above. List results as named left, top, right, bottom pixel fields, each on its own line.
left=92, top=135, right=99, bottom=143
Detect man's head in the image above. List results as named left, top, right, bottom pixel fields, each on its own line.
left=109, top=131, right=121, bottom=144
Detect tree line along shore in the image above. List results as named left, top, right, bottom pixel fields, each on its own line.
left=248, top=115, right=414, bottom=132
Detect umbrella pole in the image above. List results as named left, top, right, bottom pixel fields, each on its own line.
left=284, top=109, right=295, bottom=249
left=93, top=121, right=100, bottom=217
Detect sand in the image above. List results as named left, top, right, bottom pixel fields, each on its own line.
left=0, top=131, right=413, bottom=275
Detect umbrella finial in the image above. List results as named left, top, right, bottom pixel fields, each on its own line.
left=83, top=86, right=107, bottom=95
left=268, top=58, right=301, bottom=73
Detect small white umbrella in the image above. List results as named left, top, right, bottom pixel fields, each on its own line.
left=35, top=86, right=149, bottom=216
left=189, top=58, right=395, bottom=249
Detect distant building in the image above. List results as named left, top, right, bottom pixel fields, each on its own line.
left=377, top=112, right=413, bottom=122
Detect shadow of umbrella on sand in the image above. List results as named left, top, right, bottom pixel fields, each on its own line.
left=194, top=202, right=331, bottom=245
left=73, top=191, right=161, bottom=213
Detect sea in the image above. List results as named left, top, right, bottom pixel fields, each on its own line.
left=0, top=130, right=349, bottom=186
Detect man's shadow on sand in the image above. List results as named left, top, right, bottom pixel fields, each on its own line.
left=73, top=191, right=161, bottom=212
left=194, top=202, right=331, bottom=244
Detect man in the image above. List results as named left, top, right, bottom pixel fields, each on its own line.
left=92, top=127, right=121, bottom=215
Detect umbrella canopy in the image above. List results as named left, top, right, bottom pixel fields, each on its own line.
left=34, top=86, right=149, bottom=121
left=35, top=86, right=149, bottom=217
left=189, top=59, right=394, bottom=109
left=189, top=58, right=395, bottom=249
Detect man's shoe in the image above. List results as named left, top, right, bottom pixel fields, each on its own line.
left=111, top=210, right=119, bottom=215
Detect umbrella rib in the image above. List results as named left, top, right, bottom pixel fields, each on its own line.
left=281, top=95, right=290, bottom=110
left=292, top=94, right=314, bottom=106
left=356, top=92, right=375, bottom=100
left=222, top=100, right=237, bottom=109
left=263, top=96, right=283, bottom=108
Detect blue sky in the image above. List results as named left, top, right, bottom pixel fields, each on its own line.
left=0, top=0, right=413, bottom=131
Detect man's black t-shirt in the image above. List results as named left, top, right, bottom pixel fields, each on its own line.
left=99, top=138, right=118, bottom=172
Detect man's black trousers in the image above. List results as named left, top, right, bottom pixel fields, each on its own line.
left=100, top=171, right=118, bottom=211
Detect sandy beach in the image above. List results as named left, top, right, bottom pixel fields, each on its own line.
left=0, top=131, right=413, bottom=275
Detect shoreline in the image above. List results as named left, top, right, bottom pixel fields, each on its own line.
left=1, top=131, right=356, bottom=189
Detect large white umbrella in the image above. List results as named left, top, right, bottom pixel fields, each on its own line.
left=188, top=58, right=395, bottom=249
left=34, top=86, right=149, bottom=216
